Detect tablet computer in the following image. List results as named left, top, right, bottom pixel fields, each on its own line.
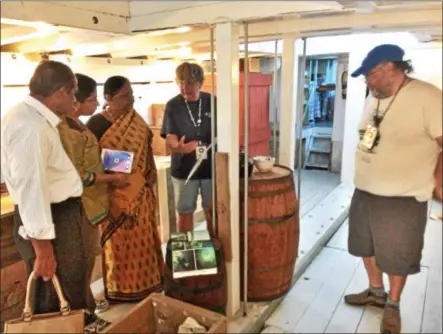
left=101, top=148, right=134, bottom=174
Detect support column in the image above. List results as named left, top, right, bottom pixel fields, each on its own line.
left=215, top=22, right=241, bottom=317
left=341, top=50, right=368, bottom=185
left=278, top=37, right=303, bottom=170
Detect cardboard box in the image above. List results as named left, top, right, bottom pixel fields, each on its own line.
left=104, top=293, right=227, bottom=334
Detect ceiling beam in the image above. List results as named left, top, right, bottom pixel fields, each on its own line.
left=0, top=1, right=131, bottom=34
left=129, top=1, right=343, bottom=32
left=249, top=8, right=442, bottom=37
left=60, top=7, right=442, bottom=58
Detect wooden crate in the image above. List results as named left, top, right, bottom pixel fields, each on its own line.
left=1, top=260, right=28, bottom=331
left=151, top=126, right=170, bottom=156
left=104, top=293, right=227, bottom=334
left=149, top=104, right=166, bottom=127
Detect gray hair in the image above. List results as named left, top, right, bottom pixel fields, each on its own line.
left=29, top=60, right=75, bottom=97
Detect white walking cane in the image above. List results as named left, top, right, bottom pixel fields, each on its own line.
left=242, top=21, right=250, bottom=317
left=209, top=24, right=218, bottom=236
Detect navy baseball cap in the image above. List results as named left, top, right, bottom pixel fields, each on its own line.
left=351, top=44, right=405, bottom=78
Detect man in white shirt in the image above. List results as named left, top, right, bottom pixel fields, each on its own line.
left=344, top=44, right=442, bottom=334
left=1, top=61, right=93, bottom=320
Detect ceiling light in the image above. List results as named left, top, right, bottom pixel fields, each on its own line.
left=71, top=44, right=109, bottom=57
left=1, top=18, right=52, bottom=29
left=148, top=26, right=192, bottom=36
left=2, top=27, right=56, bottom=46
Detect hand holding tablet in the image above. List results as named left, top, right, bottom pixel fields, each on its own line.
left=101, top=148, right=134, bottom=174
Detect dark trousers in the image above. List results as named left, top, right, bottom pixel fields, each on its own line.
left=13, top=198, right=93, bottom=314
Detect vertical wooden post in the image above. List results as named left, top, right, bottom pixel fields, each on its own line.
left=215, top=22, right=241, bottom=317
left=279, top=36, right=303, bottom=170
left=215, top=152, right=232, bottom=261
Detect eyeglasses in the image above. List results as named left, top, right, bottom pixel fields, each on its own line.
left=364, top=63, right=387, bottom=82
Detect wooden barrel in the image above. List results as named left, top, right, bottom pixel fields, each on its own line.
left=240, top=165, right=300, bottom=302
left=164, top=236, right=227, bottom=314
left=1, top=211, right=28, bottom=331
left=1, top=216, right=22, bottom=270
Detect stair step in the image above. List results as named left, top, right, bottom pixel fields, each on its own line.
left=305, top=163, right=329, bottom=169
left=310, top=148, right=331, bottom=154
left=313, top=134, right=332, bottom=139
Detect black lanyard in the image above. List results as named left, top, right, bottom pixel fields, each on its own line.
left=373, top=77, right=408, bottom=127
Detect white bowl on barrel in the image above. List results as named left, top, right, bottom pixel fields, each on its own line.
left=253, top=156, right=275, bottom=173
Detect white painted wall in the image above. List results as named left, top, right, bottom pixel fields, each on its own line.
left=0, top=54, right=180, bottom=123
left=331, top=54, right=349, bottom=143
left=331, top=53, right=349, bottom=173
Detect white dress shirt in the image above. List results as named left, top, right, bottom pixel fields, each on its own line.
left=1, top=96, right=83, bottom=240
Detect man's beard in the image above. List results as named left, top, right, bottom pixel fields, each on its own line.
left=371, top=88, right=389, bottom=99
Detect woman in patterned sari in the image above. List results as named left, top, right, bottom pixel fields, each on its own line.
left=59, top=73, right=129, bottom=332
left=86, top=76, right=164, bottom=302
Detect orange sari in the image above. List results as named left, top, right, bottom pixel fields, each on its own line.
left=99, top=110, right=164, bottom=302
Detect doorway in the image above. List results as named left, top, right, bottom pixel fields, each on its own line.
left=296, top=52, right=349, bottom=175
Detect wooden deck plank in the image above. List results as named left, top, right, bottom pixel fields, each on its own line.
left=326, top=219, right=349, bottom=251
left=356, top=306, right=384, bottom=334
left=324, top=260, right=366, bottom=333
left=296, top=184, right=353, bottom=264
left=401, top=268, right=428, bottom=333
left=421, top=202, right=442, bottom=334
left=421, top=265, right=442, bottom=333
left=265, top=247, right=340, bottom=332
left=292, top=249, right=360, bottom=333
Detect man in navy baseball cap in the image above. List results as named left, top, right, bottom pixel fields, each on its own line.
left=345, top=42, right=443, bottom=334
left=351, top=44, right=413, bottom=99
left=351, top=44, right=405, bottom=78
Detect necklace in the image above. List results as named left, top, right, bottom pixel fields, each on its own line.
left=104, top=108, right=115, bottom=122
left=373, top=76, right=408, bottom=127
left=184, top=99, right=202, bottom=128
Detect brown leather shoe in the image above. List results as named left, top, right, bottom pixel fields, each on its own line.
left=344, top=288, right=387, bottom=308
left=380, top=305, right=401, bottom=334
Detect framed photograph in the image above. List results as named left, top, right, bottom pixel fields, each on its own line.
left=170, top=230, right=217, bottom=279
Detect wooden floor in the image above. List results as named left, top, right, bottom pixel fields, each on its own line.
left=294, top=169, right=340, bottom=219
left=265, top=200, right=443, bottom=334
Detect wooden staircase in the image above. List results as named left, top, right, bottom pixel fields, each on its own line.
left=303, top=130, right=332, bottom=171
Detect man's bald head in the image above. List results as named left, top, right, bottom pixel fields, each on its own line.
left=29, top=60, right=78, bottom=116
left=29, top=60, right=76, bottom=97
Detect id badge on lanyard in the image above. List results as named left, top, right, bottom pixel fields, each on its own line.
left=196, top=145, right=208, bottom=160
left=185, top=99, right=208, bottom=160
left=360, top=124, right=379, bottom=151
